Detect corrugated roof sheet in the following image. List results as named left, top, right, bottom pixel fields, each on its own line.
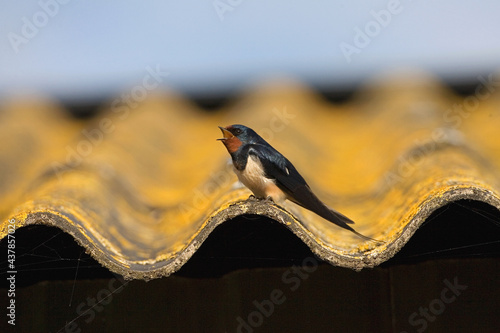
left=1, top=74, right=500, bottom=280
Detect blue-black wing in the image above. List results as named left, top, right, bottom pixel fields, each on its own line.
left=246, top=144, right=380, bottom=241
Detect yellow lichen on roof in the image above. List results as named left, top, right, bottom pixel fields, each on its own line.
left=1, top=75, right=499, bottom=279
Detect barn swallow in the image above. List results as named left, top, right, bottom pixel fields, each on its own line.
left=218, top=124, right=378, bottom=242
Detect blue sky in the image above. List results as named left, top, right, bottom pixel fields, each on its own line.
left=1, top=0, right=500, bottom=100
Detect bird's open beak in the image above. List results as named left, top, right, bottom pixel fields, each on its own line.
left=217, top=126, right=234, bottom=140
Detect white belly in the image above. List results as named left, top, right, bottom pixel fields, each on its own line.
left=234, top=155, right=286, bottom=202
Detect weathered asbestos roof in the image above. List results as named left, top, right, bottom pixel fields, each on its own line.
left=1, top=74, right=500, bottom=280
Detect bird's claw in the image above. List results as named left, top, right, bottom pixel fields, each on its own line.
left=265, top=196, right=275, bottom=203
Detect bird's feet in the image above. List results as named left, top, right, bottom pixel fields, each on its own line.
left=265, top=196, right=275, bottom=203
left=247, top=194, right=275, bottom=203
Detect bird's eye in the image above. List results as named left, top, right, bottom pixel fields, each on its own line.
left=233, top=128, right=242, bottom=135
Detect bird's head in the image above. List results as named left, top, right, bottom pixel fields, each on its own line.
left=217, top=124, right=258, bottom=153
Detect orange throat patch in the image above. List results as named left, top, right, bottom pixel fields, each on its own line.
left=222, top=136, right=242, bottom=154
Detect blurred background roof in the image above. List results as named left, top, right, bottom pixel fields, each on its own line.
left=1, top=0, right=500, bottom=101
left=2, top=4, right=500, bottom=331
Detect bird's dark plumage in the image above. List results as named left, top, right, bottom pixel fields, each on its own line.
left=218, top=124, right=378, bottom=242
